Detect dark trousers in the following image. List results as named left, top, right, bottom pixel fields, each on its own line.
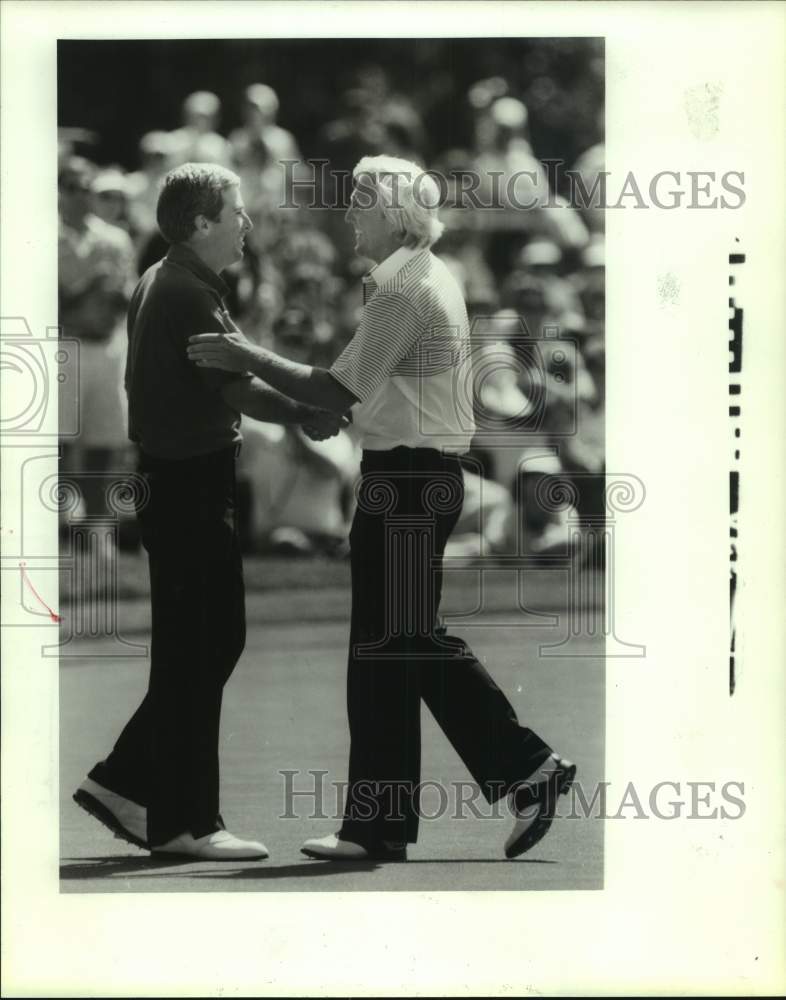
left=90, top=446, right=246, bottom=846
left=340, top=447, right=553, bottom=847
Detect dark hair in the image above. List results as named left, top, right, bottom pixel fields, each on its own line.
left=156, top=162, right=240, bottom=244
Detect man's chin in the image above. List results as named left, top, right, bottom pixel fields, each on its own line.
left=218, top=252, right=243, bottom=273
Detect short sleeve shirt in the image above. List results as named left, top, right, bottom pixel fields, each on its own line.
left=125, top=242, right=251, bottom=459
left=329, top=247, right=476, bottom=453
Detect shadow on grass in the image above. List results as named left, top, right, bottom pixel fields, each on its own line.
left=60, top=854, right=557, bottom=884
left=194, top=857, right=558, bottom=881
left=60, top=857, right=381, bottom=881
left=60, top=855, right=200, bottom=879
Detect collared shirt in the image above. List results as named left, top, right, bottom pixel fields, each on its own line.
left=329, top=246, right=476, bottom=453
left=125, top=242, right=250, bottom=460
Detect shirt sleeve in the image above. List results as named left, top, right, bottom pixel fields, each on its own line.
left=174, top=288, right=252, bottom=391
left=329, top=291, right=424, bottom=402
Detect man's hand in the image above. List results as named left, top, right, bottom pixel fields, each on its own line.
left=302, top=408, right=352, bottom=442
left=188, top=331, right=255, bottom=373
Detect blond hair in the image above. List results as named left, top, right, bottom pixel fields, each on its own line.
left=353, top=155, right=445, bottom=249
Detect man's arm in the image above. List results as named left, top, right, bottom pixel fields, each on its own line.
left=188, top=324, right=357, bottom=415
left=220, top=377, right=346, bottom=439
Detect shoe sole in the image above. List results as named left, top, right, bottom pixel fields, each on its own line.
left=73, top=788, right=148, bottom=850
left=505, top=762, right=577, bottom=859
left=300, top=847, right=408, bottom=862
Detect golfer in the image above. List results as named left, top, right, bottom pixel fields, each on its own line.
left=188, top=155, right=575, bottom=860
left=75, top=163, right=342, bottom=861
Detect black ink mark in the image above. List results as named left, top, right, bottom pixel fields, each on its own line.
left=730, top=471, right=739, bottom=517
left=728, top=244, right=745, bottom=695
left=729, top=301, right=743, bottom=375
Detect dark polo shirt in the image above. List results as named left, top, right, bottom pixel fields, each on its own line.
left=125, top=243, right=251, bottom=459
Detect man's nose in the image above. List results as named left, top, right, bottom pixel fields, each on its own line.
left=344, top=205, right=354, bottom=224
left=243, top=213, right=253, bottom=232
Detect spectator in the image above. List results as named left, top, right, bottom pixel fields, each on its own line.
left=58, top=156, right=137, bottom=527
left=571, top=142, right=605, bottom=234
left=468, top=322, right=581, bottom=556
left=91, top=168, right=133, bottom=235
left=229, top=83, right=300, bottom=167
left=570, top=236, right=605, bottom=342
left=502, top=238, right=584, bottom=325
left=467, top=93, right=589, bottom=274
left=169, top=91, right=232, bottom=167
left=127, top=131, right=177, bottom=244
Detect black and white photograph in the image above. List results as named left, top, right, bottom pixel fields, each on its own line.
left=55, top=33, right=606, bottom=892
left=1, top=2, right=784, bottom=997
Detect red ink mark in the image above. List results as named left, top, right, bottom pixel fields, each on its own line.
left=19, top=562, right=62, bottom=622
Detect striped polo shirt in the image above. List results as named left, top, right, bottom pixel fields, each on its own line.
left=329, top=246, right=476, bottom=453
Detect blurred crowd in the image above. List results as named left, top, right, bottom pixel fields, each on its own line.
left=58, top=68, right=605, bottom=561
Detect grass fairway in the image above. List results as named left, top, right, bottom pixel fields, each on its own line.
left=60, top=567, right=604, bottom=893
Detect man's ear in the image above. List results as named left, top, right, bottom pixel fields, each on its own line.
left=193, top=214, right=211, bottom=235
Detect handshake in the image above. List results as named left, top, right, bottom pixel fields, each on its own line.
left=186, top=324, right=354, bottom=444
left=301, top=408, right=352, bottom=442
